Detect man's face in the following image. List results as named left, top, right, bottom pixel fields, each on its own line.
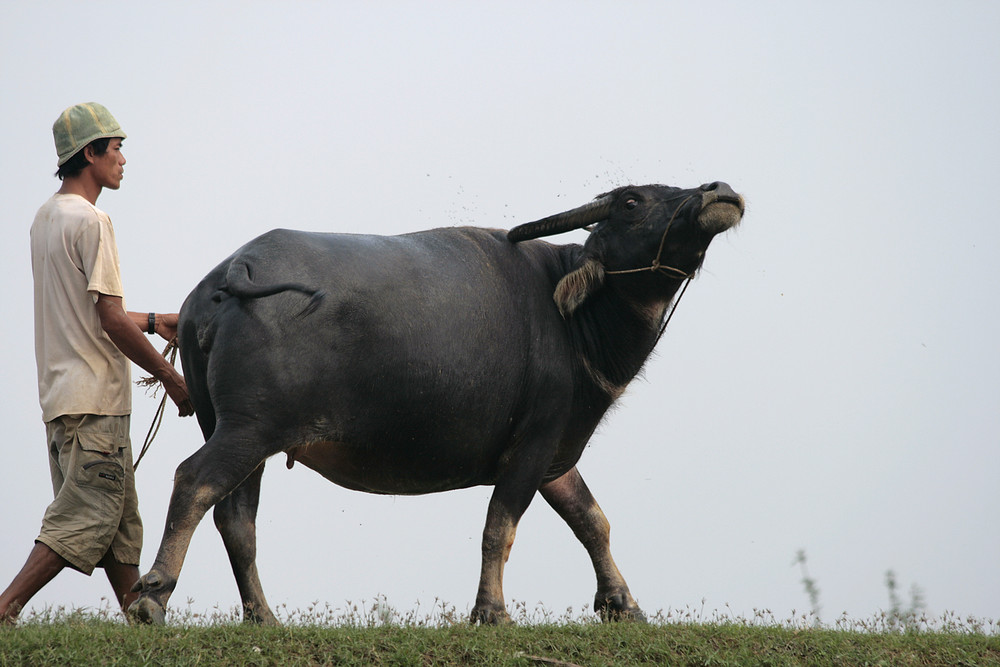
left=88, top=138, right=126, bottom=190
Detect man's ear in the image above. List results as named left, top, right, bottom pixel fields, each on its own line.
left=553, top=256, right=605, bottom=318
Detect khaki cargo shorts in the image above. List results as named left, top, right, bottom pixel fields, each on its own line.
left=36, top=414, right=142, bottom=575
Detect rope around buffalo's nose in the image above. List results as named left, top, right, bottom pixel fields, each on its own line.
left=133, top=338, right=179, bottom=471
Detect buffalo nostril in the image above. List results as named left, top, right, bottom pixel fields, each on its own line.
left=701, top=182, right=720, bottom=192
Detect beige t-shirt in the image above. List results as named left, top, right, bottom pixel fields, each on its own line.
left=31, top=193, right=131, bottom=422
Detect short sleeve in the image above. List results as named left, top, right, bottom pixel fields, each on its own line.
left=76, top=214, right=124, bottom=298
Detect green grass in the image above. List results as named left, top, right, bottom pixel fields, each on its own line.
left=1, top=603, right=997, bottom=666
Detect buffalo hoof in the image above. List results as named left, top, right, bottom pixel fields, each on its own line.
left=596, top=594, right=648, bottom=624
left=128, top=597, right=166, bottom=625
left=600, top=607, right=648, bottom=623
left=470, top=605, right=513, bottom=626
left=243, top=603, right=280, bottom=627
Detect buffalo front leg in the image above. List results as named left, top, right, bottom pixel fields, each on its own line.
left=212, top=462, right=277, bottom=625
left=471, top=501, right=519, bottom=625
left=471, top=458, right=551, bottom=625
left=129, top=432, right=269, bottom=624
left=540, top=466, right=646, bottom=622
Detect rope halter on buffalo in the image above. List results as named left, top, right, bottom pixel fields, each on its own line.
left=134, top=338, right=179, bottom=471
left=602, top=193, right=697, bottom=343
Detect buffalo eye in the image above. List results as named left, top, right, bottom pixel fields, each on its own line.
left=624, top=198, right=638, bottom=210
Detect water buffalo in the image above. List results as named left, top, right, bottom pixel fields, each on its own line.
left=130, top=182, right=744, bottom=625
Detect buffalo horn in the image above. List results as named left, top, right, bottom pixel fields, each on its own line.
left=507, top=196, right=613, bottom=243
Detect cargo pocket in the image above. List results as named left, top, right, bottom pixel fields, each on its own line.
left=75, top=431, right=126, bottom=494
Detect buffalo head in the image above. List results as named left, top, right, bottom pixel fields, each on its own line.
left=508, top=182, right=744, bottom=317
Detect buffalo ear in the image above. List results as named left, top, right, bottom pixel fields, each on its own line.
left=553, top=257, right=605, bottom=318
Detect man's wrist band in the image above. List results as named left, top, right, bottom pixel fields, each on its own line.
left=147, top=312, right=156, bottom=334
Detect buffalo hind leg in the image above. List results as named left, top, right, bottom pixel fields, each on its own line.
left=129, top=430, right=272, bottom=624
left=540, top=466, right=646, bottom=622
left=213, top=462, right=277, bottom=625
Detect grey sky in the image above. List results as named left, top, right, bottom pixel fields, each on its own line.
left=2, top=1, right=997, bottom=623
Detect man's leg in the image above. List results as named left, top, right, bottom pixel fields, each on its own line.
left=100, top=554, right=140, bottom=613
left=0, top=542, right=68, bottom=624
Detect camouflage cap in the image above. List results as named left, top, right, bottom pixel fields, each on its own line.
left=53, top=102, right=127, bottom=166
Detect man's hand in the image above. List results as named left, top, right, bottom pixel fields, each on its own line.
left=161, top=368, right=194, bottom=417
left=154, top=313, right=180, bottom=342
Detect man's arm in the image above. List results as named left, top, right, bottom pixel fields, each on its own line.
left=126, top=310, right=179, bottom=342
left=96, top=294, right=193, bottom=417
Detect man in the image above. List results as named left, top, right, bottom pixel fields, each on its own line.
left=0, top=103, right=193, bottom=624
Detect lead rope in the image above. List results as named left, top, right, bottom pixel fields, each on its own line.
left=602, top=193, right=697, bottom=345
left=654, top=276, right=691, bottom=345
left=133, top=338, right=178, bottom=471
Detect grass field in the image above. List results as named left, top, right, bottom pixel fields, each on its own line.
left=1, top=602, right=998, bottom=666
